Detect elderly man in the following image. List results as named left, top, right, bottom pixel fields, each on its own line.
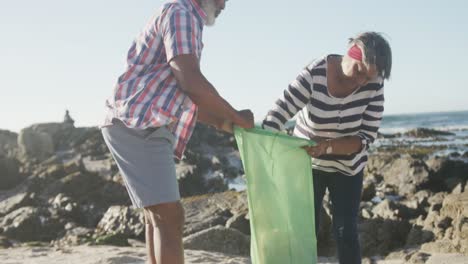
left=101, top=0, right=254, bottom=263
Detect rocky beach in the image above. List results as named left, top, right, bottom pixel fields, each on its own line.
left=1, top=112, right=468, bottom=263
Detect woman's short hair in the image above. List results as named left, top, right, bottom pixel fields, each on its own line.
left=349, top=32, right=392, bottom=80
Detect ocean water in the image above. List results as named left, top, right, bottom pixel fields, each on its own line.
left=379, top=110, right=468, bottom=135
left=282, top=110, right=468, bottom=157
left=376, top=110, right=468, bottom=157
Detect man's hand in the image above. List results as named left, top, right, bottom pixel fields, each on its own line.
left=216, top=109, right=254, bottom=134
left=233, top=109, right=254, bottom=129
left=218, top=119, right=233, bottom=133
left=198, top=108, right=254, bottom=134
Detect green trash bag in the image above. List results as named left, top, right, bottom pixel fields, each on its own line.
left=234, top=127, right=317, bottom=264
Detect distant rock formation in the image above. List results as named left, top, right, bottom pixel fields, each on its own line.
left=0, top=156, right=21, bottom=190
left=17, top=126, right=55, bottom=162
left=403, top=128, right=455, bottom=138
left=17, top=123, right=95, bottom=163
left=63, top=110, right=75, bottom=127
left=0, top=130, right=18, bottom=160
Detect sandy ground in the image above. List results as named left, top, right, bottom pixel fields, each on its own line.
left=0, top=245, right=248, bottom=264
left=0, top=245, right=467, bottom=264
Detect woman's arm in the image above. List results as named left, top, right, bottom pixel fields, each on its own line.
left=262, top=63, right=318, bottom=132
left=304, top=83, right=385, bottom=157
left=356, top=84, right=385, bottom=151
left=303, top=136, right=363, bottom=157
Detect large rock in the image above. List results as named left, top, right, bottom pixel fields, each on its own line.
left=0, top=129, right=18, bottom=158
left=426, top=157, right=468, bottom=192
left=0, top=184, right=32, bottom=216
left=17, top=126, right=54, bottom=162
left=225, top=213, right=250, bottom=235
left=177, top=161, right=230, bottom=197
left=435, top=192, right=468, bottom=254
left=403, top=128, right=454, bottom=138
left=372, top=200, right=400, bottom=220
left=183, top=225, right=250, bottom=256
left=95, top=206, right=145, bottom=240
left=0, top=235, right=12, bottom=248
left=359, top=217, right=412, bottom=256
left=39, top=171, right=130, bottom=227
left=31, top=158, right=82, bottom=181
left=72, top=128, right=109, bottom=157
left=92, top=191, right=250, bottom=247
left=92, top=191, right=248, bottom=246
left=177, top=160, right=217, bottom=197
left=17, top=123, right=94, bottom=162
left=365, top=153, right=397, bottom=176
left=0, top=156, right=22, bottom=190
left=371, top=199, right=421, bottom=220
left=408, top=191, right=468, bottom=255
left=48, top=193, right=81, bottom=221
left=379, top=156, right=430, bottom=196
left=53, top=225, right=94, bottom=246
left=420, top=239, right=460, bottom=254
left=178, top=123, right=242, bottom=196
left=404, top=193, right=446, bottom=247
left=405, top=223, right=435, bottom=247
left=41, top=172, right=129, bottom=205
left=0, top=206, right=63, bottom=241
left=361, top=179, right=376, bottom=201
left=182, top=191, right=248, bottom=237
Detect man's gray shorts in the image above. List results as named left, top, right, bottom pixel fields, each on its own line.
left=101, top=119, right=180, bottom=208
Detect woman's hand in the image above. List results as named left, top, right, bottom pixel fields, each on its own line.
left=302, top=139, right=329, bottom=158
left=302, top=136, right=364, bottom=157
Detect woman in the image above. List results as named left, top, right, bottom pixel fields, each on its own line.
left=262, top=32, right=392, bottom=263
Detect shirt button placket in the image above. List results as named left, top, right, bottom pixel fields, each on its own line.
left=337, top=102, right=343, bottom=128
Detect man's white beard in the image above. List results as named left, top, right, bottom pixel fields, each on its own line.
left=200, top=0, right=217, bottom=26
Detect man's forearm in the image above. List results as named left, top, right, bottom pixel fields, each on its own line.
left=170, top=60, right=239, bottom=123
left=185, top=73, right=238, bottom=122
left=197, top=108, right=222, bottom=128
left=169, top=54, right=254, bottom=129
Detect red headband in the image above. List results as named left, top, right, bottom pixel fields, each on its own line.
left=347, top=45, right=363, bottom=61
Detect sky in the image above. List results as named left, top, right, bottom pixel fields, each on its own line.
left=1, top=0, right=467, bottom=132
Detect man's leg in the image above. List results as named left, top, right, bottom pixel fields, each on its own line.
left=145, top=211, right=157, bottom=264
left=145, top=201, right=185, bottom=264
left=328, top=171, right=364, bottom=264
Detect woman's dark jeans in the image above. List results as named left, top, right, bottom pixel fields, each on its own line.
left=313, top=169, right=364, bottom=264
